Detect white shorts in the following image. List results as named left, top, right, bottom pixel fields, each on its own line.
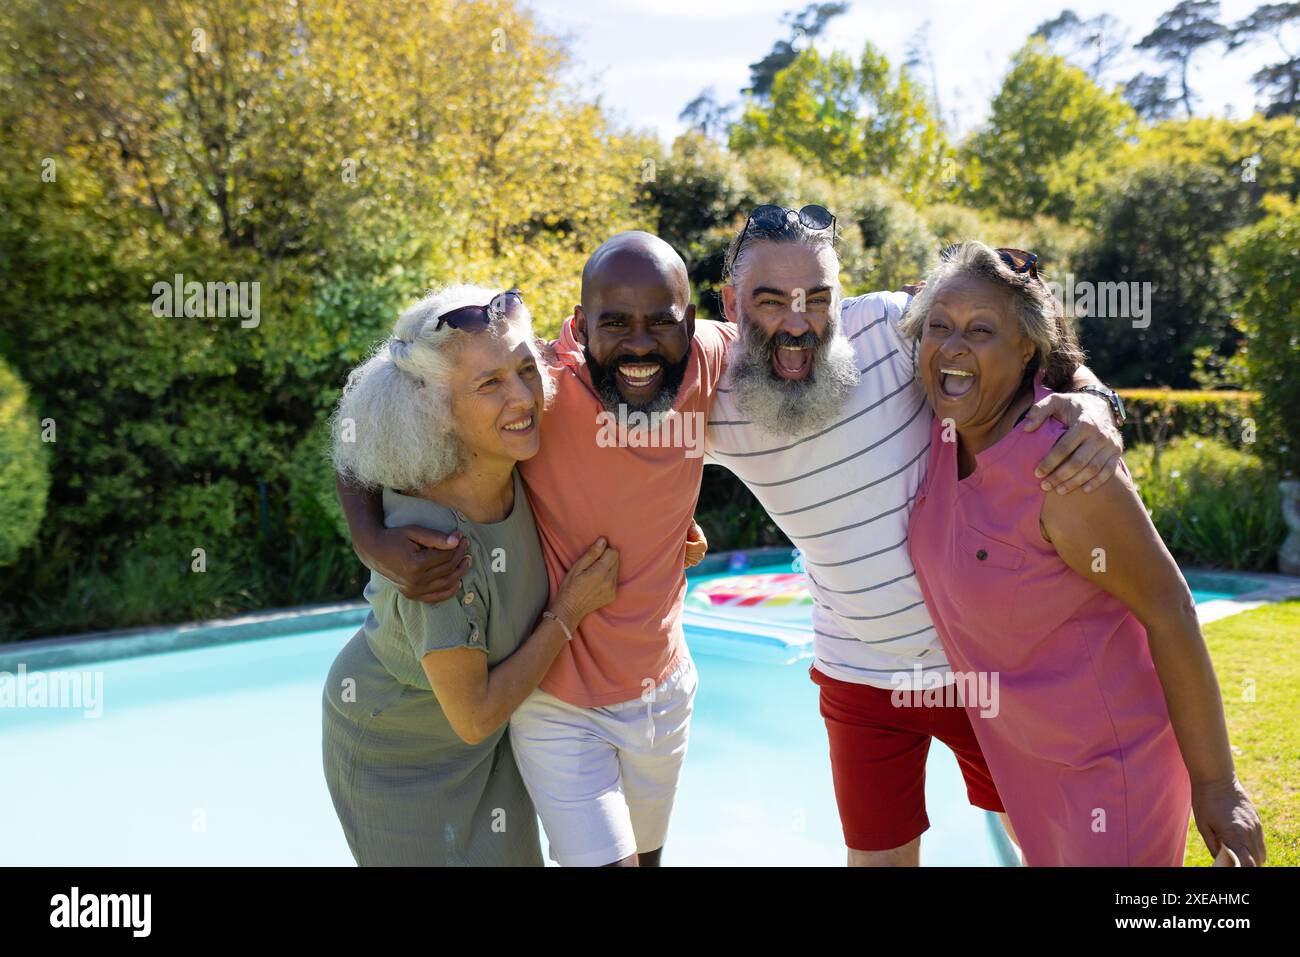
left=509, top=655, right=698, bottom=867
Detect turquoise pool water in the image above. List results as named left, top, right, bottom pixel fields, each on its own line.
left=2, top=558, right=1248, bottom=866
left=0, top=623, right=1003, bottom=866
left=1185, top=571, right=1268, bottom=604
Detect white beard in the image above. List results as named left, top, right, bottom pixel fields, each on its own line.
left=725, top=309, right=860, bottom=439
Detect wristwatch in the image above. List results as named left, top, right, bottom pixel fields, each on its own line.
left=1077, top=385, right=1126, bottom=428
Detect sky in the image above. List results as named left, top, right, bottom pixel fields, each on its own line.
left=524, top=0, right=1283, bottom=142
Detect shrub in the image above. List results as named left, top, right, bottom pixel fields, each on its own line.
left=1127, top=436, right=1285, bottom=572
left=920, top=206, right=1089, bottom=279
left=287, top=424, right=350, bottom=544
left=697, top=466, right=791, bottom=552
left=0, top=0, right=651, bottom=639
left=833, top=177, right=935, bottom=295
left=642, top=134, right=754, bottom=319
left=21, top=546, right=254, bottom=638
left=0, top=357, right=50, bottom=567
left=1226, top=200, right=1300, bottom=478
left=644, top=133, right=749, bottom=263
left=920, top=203, right=986, bottom=249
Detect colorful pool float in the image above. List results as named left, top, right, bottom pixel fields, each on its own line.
left=685, top=572, right=813, bottom=621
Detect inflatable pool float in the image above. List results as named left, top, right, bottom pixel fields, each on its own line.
left=682, top=569, right=815, bottom=664
left=684, top=572, right=812, bottom=621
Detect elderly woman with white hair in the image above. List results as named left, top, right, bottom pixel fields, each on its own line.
left=321, top=284, right=619, bottom=866
left=901, top=241, right=1265, bottom=867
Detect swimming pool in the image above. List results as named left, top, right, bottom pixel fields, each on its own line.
left=0, top=555, right=1263, bottom=867
left=1185, top=573, right=1266, bottom=603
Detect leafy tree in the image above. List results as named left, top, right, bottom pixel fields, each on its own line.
left=1226, top=197, right=1300, bottom=476
left=833, top=178, right=935, bottom=294
left=679, top=88, right=735, bottom=141
left=1123, top=71, right=1182, bottom=120
left=1136, top=115, right=1300, bottom=202
left=731, top=44, right=951, bottom=203
left=746, top=2, right=849, bottom=100
left=640, top=133, right=750, bottom=317
left=1232, top=3, right=1300, bottom=117
left=903, top=21, right=942, bottom=118
left=1060, top=115, right=1300, bottom=221
left=1053, top=114, right=1298, bottom=388
left=0, top=0, right=650, bottom=638
left=1033, top=9, right=1130, bottom=79
left=1135, top=1, right=1229, bottom=118
left=961, top=41, right=1138, bottom=220
left=1072, top=161, right=1254, bottom=388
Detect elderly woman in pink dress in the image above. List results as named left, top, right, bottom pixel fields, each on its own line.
left=902, top=241, right=1266, bottom=866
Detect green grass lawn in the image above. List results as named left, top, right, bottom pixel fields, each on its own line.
left=1183, top=600, right=1300, bottom=867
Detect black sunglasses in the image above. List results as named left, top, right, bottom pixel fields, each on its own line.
left=727, top=204, right=836, bottom=273
left=940, top=243, right=1041, bottom=281
left=996, top=247, right=1040, bottom=280
left=434, top=288, right=524, bottom=332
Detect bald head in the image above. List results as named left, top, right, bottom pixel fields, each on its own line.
left=581, top=231, right=690, bottom=309
left=574, top=231, right=696, bottom=415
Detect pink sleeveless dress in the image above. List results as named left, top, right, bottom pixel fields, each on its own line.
left=907, top=380, right=1191, bottom=866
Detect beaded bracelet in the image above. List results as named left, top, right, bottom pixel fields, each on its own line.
left=541, top=610, right=573, bottom=641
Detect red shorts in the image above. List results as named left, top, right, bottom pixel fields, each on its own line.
left=811, top=664, right=1004, bottom=852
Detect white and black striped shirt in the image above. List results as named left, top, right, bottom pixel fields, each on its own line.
left=705, top=292, right=948, bottom=690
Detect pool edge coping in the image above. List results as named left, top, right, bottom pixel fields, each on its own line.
left=0, top=546, right=800, bottom=669
left=0, top=601, right=369, bottom=670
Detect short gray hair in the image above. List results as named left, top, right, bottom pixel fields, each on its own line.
left=898, top=241, right=1084, bottom=391
left=331, top=284, right=545, bottom=491
left=722, top=207, right=839, bottom=287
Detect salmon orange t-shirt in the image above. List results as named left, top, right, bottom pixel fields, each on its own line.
left=519, top=316, right=736, bottom=707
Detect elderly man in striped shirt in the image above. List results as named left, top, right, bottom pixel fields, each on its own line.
left=706, top=204, right=1126, bottom=866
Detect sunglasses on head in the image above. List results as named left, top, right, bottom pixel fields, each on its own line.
left=433, top=288, right=524, bottom=333
left=996, top=247, right=1040, bottom=279
left=746, top=203, right=835, bottom=232
left=728, top=203, right=836, bottom=273
left=940, top=243, right=1041, bottom=281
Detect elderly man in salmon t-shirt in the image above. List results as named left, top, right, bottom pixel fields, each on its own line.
left=337, top=231, right=732, bottom=867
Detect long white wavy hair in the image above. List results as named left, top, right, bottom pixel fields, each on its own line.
left=330, top=284, right=547, bottom=491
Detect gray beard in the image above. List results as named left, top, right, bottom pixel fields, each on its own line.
left=593, top=377, right=680, bottom=417
left=725, top=310, right=860, bottom=439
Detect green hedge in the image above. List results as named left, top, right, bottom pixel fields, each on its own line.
left=1120, top=389, right=1260, bottom=450
left=0, top=357, right=50, bottom=567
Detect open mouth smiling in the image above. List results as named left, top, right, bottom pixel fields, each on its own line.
left=938, top=366, right=975, bottom=399
left=501, top=414, right=536, bottom=435
left=617, top=361, right=663, bottom=395
left=772, top=344, right=812, bottom=380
